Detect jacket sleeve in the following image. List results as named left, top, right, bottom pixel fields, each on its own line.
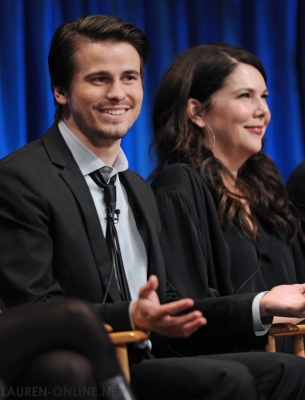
left=152, top=292, right=267, bottom=358
left=0, top=162, right=65, bottom=306
left=93, top=302, right=132, bottom=331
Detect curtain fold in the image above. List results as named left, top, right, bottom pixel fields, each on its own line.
left=0, top=0, right=304, bottom=181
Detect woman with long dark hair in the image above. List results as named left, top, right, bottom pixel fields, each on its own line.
left=151, top=43, right=305, bottom=327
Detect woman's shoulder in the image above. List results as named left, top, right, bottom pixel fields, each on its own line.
left=151, top=163, right=212, bottom=200
left=151, top=163, right=202, bottom=190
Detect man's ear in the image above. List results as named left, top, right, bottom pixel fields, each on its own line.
left=187, top=98, right=205, bottom=128
left=53, top=86, right=68, bottom=105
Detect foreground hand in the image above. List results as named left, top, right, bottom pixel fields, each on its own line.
left=132, top=275, right=207, bottom=337
left=260, top=283, right=305, bottom=318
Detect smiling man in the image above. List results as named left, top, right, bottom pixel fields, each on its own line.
left=54, top=41, right=143, bottom=156
left=2, top=14, right=305, bottom=400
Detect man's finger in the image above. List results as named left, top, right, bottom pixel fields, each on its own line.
left=170, top=310, right=206, bottom=326
left=157, top=298, right=196, bottom=316
left=138, top=275, right=159, bottom=298
left=165, top=317, right=207, bottom=338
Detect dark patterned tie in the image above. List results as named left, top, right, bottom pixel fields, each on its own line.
left=89, top=168, right=131, bottom=301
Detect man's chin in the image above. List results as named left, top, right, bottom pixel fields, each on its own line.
left=94, top=129, right=129, bottom=141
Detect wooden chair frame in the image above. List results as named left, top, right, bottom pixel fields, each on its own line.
left=266, top=323, right=305, bottom=357
left=105, top=324, right=148, bottom=382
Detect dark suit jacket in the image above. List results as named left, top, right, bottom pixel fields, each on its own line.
left=0, top=124, right=267, bottom=357
left=287, top=160, right=305, bottom=231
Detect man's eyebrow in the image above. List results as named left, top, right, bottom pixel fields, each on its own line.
left=84, top=70, right=141, bottom=79
left=122, top=70, right=141, bottom=76
left=84, top=71, right=110, bottom=79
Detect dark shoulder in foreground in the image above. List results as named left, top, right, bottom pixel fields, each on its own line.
left=0, top=138, right=44, bottom=166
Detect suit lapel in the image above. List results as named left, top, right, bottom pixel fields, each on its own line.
left=120, top=171, right=153, bottom=257
left=42, top=125, right=122, bottom=302
left=119, top=170, right=167, bottom=302
left=120, top=170, right=161, bottom=234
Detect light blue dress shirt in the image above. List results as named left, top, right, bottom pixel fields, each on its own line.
left=59, top=120, right=148, bottom=301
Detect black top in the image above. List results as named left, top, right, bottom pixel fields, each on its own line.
left=151, top=164, right=305, bottom=300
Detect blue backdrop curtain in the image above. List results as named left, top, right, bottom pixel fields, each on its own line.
left=0, top=0, right=304, bottom=182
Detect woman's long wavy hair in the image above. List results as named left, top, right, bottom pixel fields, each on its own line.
left=151, top=43, right=301, bottom=243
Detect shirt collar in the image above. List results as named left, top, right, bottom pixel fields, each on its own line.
left=58, top=120, right=129, bottom=177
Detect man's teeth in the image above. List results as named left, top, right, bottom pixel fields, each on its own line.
left=104, top=109, right=126, bottom=115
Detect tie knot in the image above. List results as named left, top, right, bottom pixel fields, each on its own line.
left=89, top=169, right=117, bottom=188
left=89, top=170, right=118, bottom=218
left=101, top=166, right=112, bottom=173
left=99, top=166, right=113, bottom=183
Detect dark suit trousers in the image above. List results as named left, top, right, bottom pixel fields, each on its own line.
left=131, top=352, right=305, bottom=400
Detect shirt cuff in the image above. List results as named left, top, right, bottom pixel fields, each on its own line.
left=128, top=300, right=152, bottom=351
left=128, top=300, right=136, bottom=329
left=252, top=292, right=273, bottom=336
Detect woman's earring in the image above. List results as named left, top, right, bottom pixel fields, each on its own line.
left=204, top=125, right=215, bottom=150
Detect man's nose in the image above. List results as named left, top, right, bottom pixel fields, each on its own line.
left=106, top=81, right=126, bottom=102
